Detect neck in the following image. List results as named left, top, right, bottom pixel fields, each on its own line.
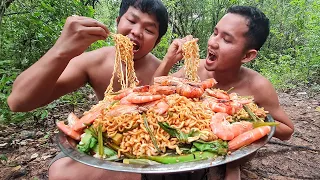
left=133, top=54, right=147, bottom=67
left=210, top=67, right=243, bottom=87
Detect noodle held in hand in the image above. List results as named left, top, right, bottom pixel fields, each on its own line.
left=182, top=39, right=200, bottom=82
left=105, top=33, right=138, bottom=96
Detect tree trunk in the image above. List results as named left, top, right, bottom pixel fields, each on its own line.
left=0, top=0, right=15, bottom=27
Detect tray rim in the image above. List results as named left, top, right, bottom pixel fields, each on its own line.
left=57, top=114, right=276, bottom=174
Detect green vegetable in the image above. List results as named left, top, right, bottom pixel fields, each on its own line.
left=253, top=122, right=279, bottom=128
left=243, top=105, right=263, bottom=122
left=111, top=133, right=123, bottom=146
left=123, top=124, right=139, bottom=133
left=142, top=114, right=161, bottom=153
left=93, top=144, right=117, bottom=157
left=192, top=140, right=228, bottom=155
left=158, top=122, right=189, bottom=143
left=98, top=124, right=104, bottom=156
left=106, top=141, right=136, bottom=159
left=146, top=151, right=217, bottom=164
left=109, top=100, right=120, bottom=107
left=77, top=130, right=97, bottom=153
left=123, top=159, right=161, bottom=165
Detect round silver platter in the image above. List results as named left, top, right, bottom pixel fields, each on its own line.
left=57, top=115, right=275, bottom=174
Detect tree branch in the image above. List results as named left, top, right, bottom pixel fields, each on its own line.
left=4, top=11, right=32, bottom=16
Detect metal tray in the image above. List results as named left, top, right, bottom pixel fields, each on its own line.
left=57, top=114, right=275, bottom=174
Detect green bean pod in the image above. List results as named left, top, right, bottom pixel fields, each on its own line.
left=146, top=151, right=217, bottom=164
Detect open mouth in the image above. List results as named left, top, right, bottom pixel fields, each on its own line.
left=131, top=39, right=141, bottom=53
left=207, top=51, right=217, bottom=62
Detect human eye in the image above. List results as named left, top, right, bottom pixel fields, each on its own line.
left=127, top=18, right=135, bottom=24
left=145, top=28, right=154, bottom=34
left=224, top=38, right=231, bottom=43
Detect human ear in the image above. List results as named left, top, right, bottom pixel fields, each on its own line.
left=154, top=39, right=160, bottom=48
left=116, top=17, right=120, bottom=25
left=241, top=49, right=257, bottom=63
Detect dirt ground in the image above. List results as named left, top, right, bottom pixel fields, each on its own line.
left=0, top=92, right=319, bottom=180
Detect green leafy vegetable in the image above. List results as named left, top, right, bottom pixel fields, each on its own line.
left=158, top=122, right=189, bottom=143
left=93, top=144, right=117, bottom=157
left=77, top=130, right=97, bottom=153
left=192, top=140, right=228, bottom=155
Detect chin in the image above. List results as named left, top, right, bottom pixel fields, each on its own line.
left=204, top=62, right=215, bottom=71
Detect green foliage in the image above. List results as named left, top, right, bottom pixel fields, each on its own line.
left=1, top=0, right=319, bottom=124
left=0, top=0, right=95, bottom=124
left=0, top=0, right=94, bottom=69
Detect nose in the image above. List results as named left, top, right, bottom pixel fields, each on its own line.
left=208, top=34, right=219, bottom=49
left=131, top=25, right=143, bottom=39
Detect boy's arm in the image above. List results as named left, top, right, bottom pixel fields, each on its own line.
left=253, top=78, right=294, bottom=140
left=152, top=35, right=194, bottom=81
left=7, top=16, right=109, bottom=112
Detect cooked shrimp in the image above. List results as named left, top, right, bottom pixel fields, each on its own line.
left=228, top=126, right=271, bottom=151
left=176, top=83, right=204, bottom=98
left=126, top=92, right=163, bottom=104
left=113, top=85, right=149, bottom=100
left=154, top=100, right=170, bottom=115
left=208, top=100, right=243, bottom=115
left=113, top=89, right=133, bottom=100
left=72, top=110, right=101, bottom=131
left=206, top=89, right=230, bottom=100
left=229, top=93, right=253, bottom=104
left=149, top=84, right=176, bottom=95
left=154, top=76, right=185, bottom=86
left=210, top=112, right=253, bottom=140
left=201, top=78, right=217, bottom=89
left=107, top=104, right=139, bottom=116
left=57, top=121, right=81, bottom=140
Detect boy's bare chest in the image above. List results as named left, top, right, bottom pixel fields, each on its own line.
left=89, top=64, right=155, bottom=100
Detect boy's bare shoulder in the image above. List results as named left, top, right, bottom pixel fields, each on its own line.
left=244, top=67, right=273, bottom=89
left=243, top=67, right=277, bottom=101
left=73, top=47, right=115, bottom=69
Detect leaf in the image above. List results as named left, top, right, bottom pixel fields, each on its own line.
left=316, top=106, right=320, bottom=112
left=0, top=154, right=8, bottom=162
left=158, top=122, right=188, bottom=143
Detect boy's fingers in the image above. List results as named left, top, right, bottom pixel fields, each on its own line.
left=79, top=18, right=110, bottom=34
left=185, top=35, right=194, bottom=41
left=182, top=35, right=193, bottom=41
left=78, top=27, right=108, bottom=39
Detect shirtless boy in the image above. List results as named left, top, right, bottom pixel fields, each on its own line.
left=153, top=5, right=294, bottom=180
left=8, top=0, right=168, bottom=179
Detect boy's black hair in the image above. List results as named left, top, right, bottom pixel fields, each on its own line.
left=227, top=6, right=270, bottom=51
left=119, top=0, right=169, bottom=42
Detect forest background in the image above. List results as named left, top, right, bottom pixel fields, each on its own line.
left=0, top=0, right=319, bottom=124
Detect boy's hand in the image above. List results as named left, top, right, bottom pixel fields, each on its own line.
left=163, top=35, right=197, bottom=66
left=53, top=15, right=110, bottom=60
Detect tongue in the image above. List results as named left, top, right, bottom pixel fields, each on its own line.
left=209, top=55, right=216, bottom=61
left=133, top=45, right=139, bottom=51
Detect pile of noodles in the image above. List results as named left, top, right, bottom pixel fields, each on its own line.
left=93, top=94, right=217, bottom=157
